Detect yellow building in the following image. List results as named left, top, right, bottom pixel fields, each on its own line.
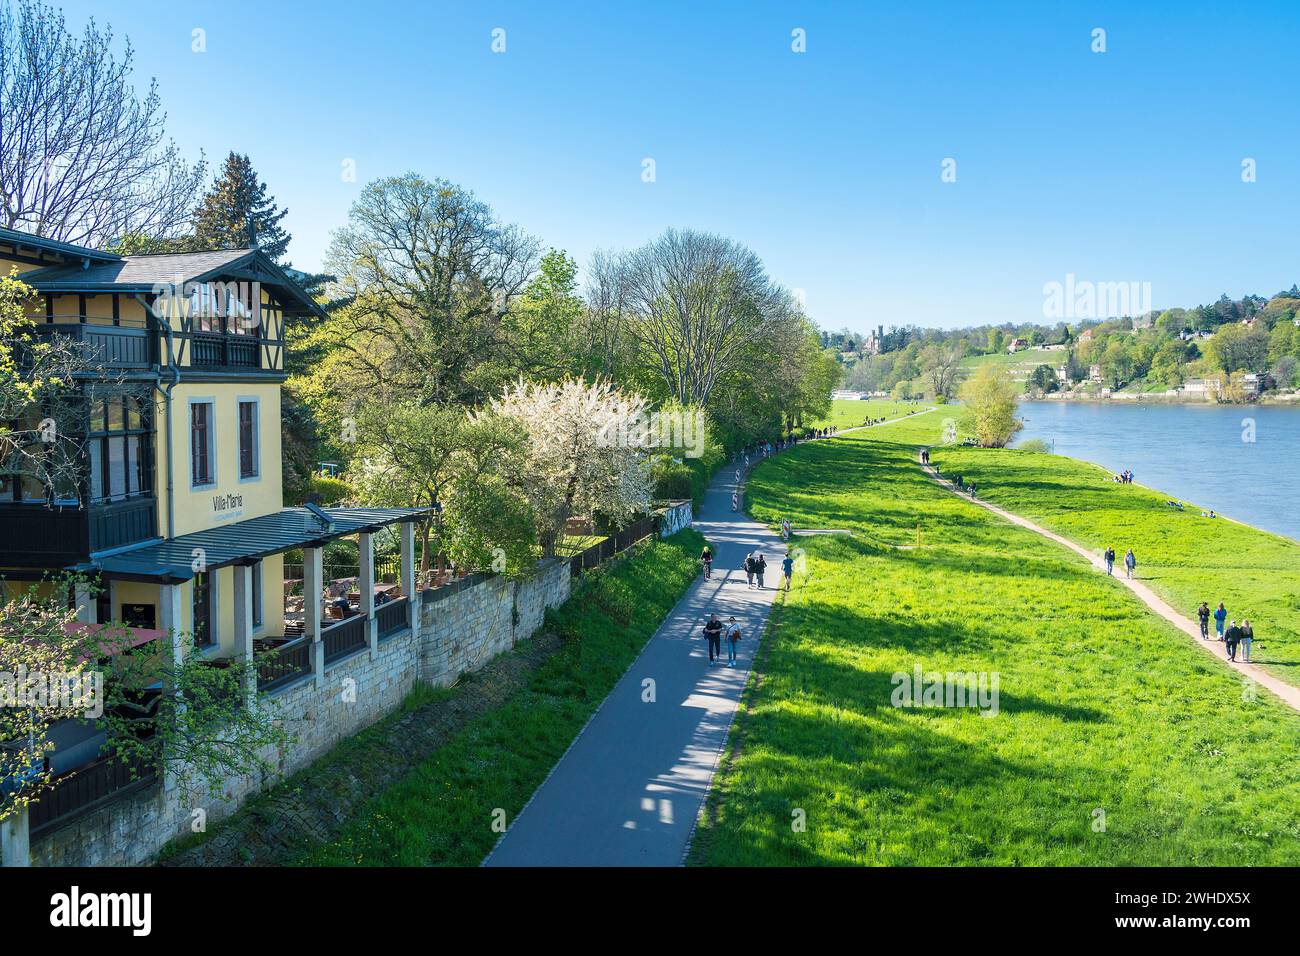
left=1, top=227, right=423, bottom=683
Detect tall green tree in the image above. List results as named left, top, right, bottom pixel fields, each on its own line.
left=959, top=365, right=1022, bottom=447
left=191, top=152, right=291, bottom=261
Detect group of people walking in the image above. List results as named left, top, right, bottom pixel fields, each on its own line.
left=1197, top=602, right=1257, bottom=662
left=702, top=614, right=744, bottom=667
left=1102, top=546, right=1138, bottom=579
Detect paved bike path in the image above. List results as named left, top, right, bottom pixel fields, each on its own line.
left=483, top=461, right=786, bottom=866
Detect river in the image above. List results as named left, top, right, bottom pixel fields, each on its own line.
left=1012, top=401, right=1300, bottom=541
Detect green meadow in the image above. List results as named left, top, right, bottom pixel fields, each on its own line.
left=930, top=444, right=1300, bottom=688
left=811, top=398, right=935, bottom=430
left=691, top=410, right=1300, bottom=865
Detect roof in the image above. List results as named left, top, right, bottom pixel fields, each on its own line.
left=0, top=226, right=121, bottom=263
left=25, top=248, right=249, bottom=287
left=21, top=247, right=326, bottom=318
left=83, top=507, right=429, bottom=582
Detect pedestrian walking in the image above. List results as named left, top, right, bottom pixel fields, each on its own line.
left=1224, top=620, right=1242, bottom=662
left=1213, top=602, right=1227, bottom=640
left=1123, top=548, right=1136, bottom=579
left=782, top=550, right=794, bottom=591
left=1197, top=601, right=1210, bottom=639
left=703, top=614, right=723, bottom=666
left=1104, top=547, right=1115, bottom=576
left=754, top=552, right=767, bottom=589
left=1240, top=619, right=1254, bottom=662
left=781, top=518, right=791, bottom=541
left=744, top=552, right=755, bottom=588
left=725, top=617, right=742, bottom=667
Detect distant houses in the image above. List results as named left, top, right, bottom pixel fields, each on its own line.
left=1181, top=378, right=1219, bottom=397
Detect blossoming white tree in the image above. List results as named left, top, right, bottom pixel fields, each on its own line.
left=484, top=377, right=653, bottom=555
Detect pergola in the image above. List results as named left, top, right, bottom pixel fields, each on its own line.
left=74, top=505, right=430, bottom=693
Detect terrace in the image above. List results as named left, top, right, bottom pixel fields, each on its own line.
left=11, top=507, right=428, bottom=841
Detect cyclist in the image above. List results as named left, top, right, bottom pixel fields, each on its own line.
left=700, top=545, right=714, bottom=580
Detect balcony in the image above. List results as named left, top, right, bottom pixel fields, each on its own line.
left=190, top=331, right=260, bottom=369
left=0, top=496, right=157, bottom=567
left=30, top=323, right=156, bottom=370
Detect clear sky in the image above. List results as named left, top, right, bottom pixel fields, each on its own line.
left=51, top=0, right=1300, bottom=332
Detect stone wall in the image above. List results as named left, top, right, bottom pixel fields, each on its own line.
left=419, top=558, right=570, bottom=688
left=658, top=500, right=693, bottom=537
left=23, top=559, right=572, bottom=866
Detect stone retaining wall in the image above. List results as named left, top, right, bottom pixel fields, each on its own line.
left=24, top=559, right=571, bottom=866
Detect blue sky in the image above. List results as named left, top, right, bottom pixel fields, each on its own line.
left=53, top=0, right=1300, bottom=331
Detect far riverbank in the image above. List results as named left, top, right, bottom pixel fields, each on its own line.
left=1012, top=401, right=1300, bottom=541
left=1021, top=391, right=1300, bottom=407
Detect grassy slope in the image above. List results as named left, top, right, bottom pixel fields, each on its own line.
left=812, top=398, right=935, bottom=430
left=929, top=445, right=1300, bottom=688
left=297, top=529, right=705, bottom=866
left=690, top=411, right=1300, bottom=865
left=958, top=350, right=1057, bottom=392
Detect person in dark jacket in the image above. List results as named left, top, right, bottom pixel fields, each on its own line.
left=1197, top=602, right=1211, bottom=639
left=1240, top=619, right=1255, bottom=662
left=743, top=552, right=756, bottom=588
left=1104, top=547, right=1116, bottom=576
left=703, top=614, right=723, bottom=667
left=754, top=553, right=767, bottom=589
left=1224, top=621, right=1242, bottom=662
left=1123, top=548, right=1136, bottom=580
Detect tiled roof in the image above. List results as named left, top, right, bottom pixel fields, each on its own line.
left=21, top=248, right=251, bottom=288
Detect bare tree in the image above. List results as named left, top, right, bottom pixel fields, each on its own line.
left=577, top=248, right=634, bottom=379
left=615, top=228, right=791, bottom=407
left=922, top=340, right=966, bottom=400
left=323, top=173, right=541, bottom=406
left=0, top=0, right=204, bottom=245
left=1, top=272, right=127, bottom=502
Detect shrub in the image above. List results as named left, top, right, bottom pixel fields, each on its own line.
left=305, top=473, right=351, bottom=505
left=1018, top=438, right=1051, bottom=454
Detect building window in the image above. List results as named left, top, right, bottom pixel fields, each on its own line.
left=251, top=561, right=263, bottom=629
left=190, top=401, right=215, bottom=487
left=193, top=572, right=213, bottom=648
left=238, top=400, right=259, bottom=479
left=1, top=395, right=150, bottom=505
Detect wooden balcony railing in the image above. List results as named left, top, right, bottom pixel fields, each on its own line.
left=190, top=331, right=260, bottom=369
left=376, top=597, right=409, bottom=639
left=28, top=751, right=159, bottom=841
left=255, top=636, right=313, bottom=692
left=28, top=323, right=156, bottom=369
left=322, top=615, right=367, bottom=664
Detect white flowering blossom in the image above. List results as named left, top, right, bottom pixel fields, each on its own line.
left=484, top=377, right=653, bottom=553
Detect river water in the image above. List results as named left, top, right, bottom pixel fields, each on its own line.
left=1012, top=401, right=1300, bottom=541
